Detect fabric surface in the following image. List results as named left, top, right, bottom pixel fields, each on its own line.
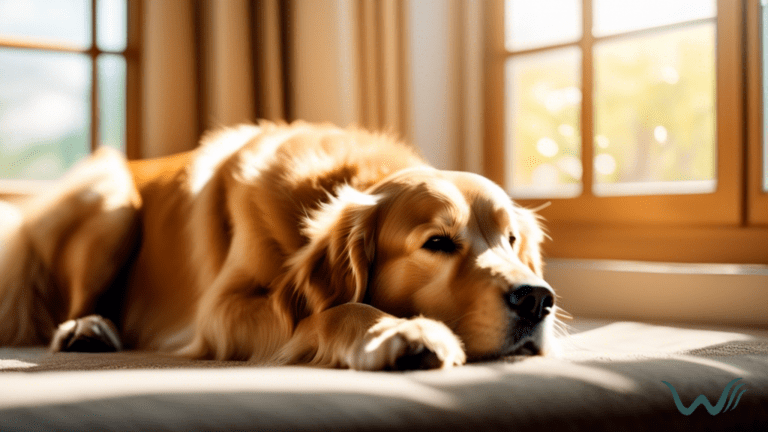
left=1, top=320, right=767, bottom=431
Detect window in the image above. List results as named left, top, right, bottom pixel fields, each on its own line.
left=0, top=0, right=139, bottom=191
left=485, top=0, right=768, bottom=264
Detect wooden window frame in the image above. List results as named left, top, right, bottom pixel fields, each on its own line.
left=748, top=0, right=768, bottom=225
left=0, top=0, right=141, bottom=198
left=484, top=0, right=768, bottom=264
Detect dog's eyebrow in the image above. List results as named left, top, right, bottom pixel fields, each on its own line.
left=466, top=197, right=505, bottom=247
left=434, top=209, right=462, bottom=229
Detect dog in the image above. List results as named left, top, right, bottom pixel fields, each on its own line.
left=0, top=121, right=560, bottom=370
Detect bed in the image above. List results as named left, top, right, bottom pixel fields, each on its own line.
left=1, top=319, right=767, bottom=431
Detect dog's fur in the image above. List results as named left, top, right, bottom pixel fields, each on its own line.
left=0, top=121, right=559, bottom=370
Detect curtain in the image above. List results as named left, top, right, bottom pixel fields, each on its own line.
left=139, top=0, right=290, bottom=158
left=137, top=0, right=480, bottom=169
left=356, top=0, right=410, bottom=140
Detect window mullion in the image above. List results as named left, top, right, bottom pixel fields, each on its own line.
left=90, top=0, right=100, bottom=152
left=125, top=0, right=142, bottom=160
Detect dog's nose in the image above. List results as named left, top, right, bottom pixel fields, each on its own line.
left=507, top=285, right=555, bottom=322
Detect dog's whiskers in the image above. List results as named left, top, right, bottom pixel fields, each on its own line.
left=554, top=306, right=572, bottom=320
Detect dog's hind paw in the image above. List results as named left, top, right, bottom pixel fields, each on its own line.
left=50, top=315, right=122, bottom=352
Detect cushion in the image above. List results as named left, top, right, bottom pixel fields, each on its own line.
left=1, top=320, right=767, bottom=431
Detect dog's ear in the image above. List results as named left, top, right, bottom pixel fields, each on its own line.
left=513, top=204, right=547, bottom=278
left=278, top=186, right=379, bottom=322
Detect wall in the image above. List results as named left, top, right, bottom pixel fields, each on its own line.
left=546, top=258, right=768, bottom=327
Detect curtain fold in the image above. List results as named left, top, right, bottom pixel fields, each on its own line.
left=356, top=0, right=410, bottom=141
left=140, top=0, right=290, bottom=158
left=138, top=0, right=478, bottom=166
left=253, top=0, right=291, bottom=122
left=141, top=0, right=198, bottom=158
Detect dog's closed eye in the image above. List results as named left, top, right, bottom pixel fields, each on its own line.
left=422, top=235, right=459, bottom=254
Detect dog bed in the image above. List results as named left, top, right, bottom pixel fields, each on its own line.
left=1, top=319, right=767, bottom=431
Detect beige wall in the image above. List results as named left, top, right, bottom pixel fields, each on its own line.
left=546, top=259, right=768, bottom=327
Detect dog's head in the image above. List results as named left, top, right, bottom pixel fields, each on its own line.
left=288, top=167, right=558, bottom=361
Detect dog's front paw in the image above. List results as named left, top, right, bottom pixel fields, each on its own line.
left=50, top=315, right=122, bottom=353
left=349, top=317, right=466, bottom=371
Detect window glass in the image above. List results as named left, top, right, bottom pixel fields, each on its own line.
left=97, top=0, right=127, bottom=51
left=593, top=24, right=716, bottom=196
left=505, top=0, right=581, bottom=52
left=593, top=0, right=715, bottom=37
left=0, top=0, right=91, bottom=48
left=506, top=47, right=582, bottom=198
left=99, top=54, right=126, bottom=152
left=0, top=50, right=91, bottom=180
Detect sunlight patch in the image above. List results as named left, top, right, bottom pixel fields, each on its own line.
left=0, top=359, right=37, bottom=370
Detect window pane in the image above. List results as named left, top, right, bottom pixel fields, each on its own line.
left=0, top=50, right=91, bottom=180
left=593, top=0, right=715, bottom=37
left=97, top=0, right=127, bottom=51
left=0, top=0, right=90, bottom=48
left=593, top=24, right=715, bottom=196
left=506, top=47, right=582, bottom=198
left=505, top=0, right=581, bottom=52
left=99, top=55, right=126, bottom=152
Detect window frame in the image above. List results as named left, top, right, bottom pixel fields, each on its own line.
left=748, top=0, right=768, bottom=225
left=484, top=0, right=768, bottom=264
left=0, top=0, right=141, bottom=197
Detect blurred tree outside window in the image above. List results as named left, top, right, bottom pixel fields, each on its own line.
left=0, top=0, right=127, bottom=182
left=504, top=0, right=717, bottom=198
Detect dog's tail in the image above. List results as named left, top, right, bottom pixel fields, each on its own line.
left=0, top=201, right=60, bottom=345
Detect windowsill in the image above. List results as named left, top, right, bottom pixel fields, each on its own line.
left=541, top=222, right=768, bottom=265
left=592, top=179, right=717, bottom=197
left=0, top=179, right=53, bottom=200
left=545, top=258, right=768, bottom=329
left=547, top=258, right=768, bottom=276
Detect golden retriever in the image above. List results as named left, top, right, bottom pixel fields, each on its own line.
left=0, top=121, right=559, bottom=370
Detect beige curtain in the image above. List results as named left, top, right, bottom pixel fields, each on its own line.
left=286, top=0, right=413, bottom=142
left=137, top=0, right=478, bottom=168
left=139, top=0, right=290, bottom=158
left=353, top=0, right=483, bottom=172
left=355, top=0, right=484, bottom=173
left=355, top=0, right=410, bottom=140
